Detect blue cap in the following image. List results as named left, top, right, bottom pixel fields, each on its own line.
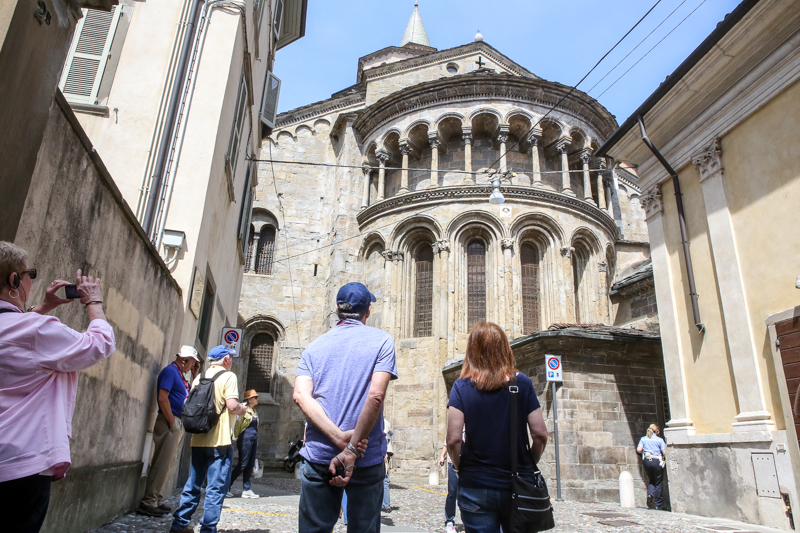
left=336, top=282, right=377, bottom=313
left=208, top=345, right=236, bottom=360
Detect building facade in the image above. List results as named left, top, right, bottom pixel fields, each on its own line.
left=237, top=3, right=656, bottom=480
left=599, top=0, right=800, bottom=528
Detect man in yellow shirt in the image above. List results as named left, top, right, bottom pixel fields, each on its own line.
left=170, top=346, right=246, bottom=533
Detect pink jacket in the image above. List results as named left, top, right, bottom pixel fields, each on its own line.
left=0, top=300, right=115, bottom=482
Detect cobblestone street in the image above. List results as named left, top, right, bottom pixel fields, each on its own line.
left=91, top=472, right=787, bottom=533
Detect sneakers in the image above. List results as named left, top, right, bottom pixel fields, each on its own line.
left=445, top=521, right=457, bottom=533
left=226, top=491, right=234, bottom=498
left=136, top=503, right=167, bottom=517
left=241, top=489, right=260, bottom=499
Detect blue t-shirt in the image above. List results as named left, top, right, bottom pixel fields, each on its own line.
left=296, top=320, right=398, bottom=467
left=638, top=435, right=666, bottom=455
left=157, top=362, right=188, bottom=416
left=448, top=372, right=541, bottom=490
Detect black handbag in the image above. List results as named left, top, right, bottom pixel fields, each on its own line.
left=508, top=376, right=555, bottom=532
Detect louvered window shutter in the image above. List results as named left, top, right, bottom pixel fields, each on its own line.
left=60, top=7, right=122, bottom=105
left=273, top=0, right=284, bottom=40
left=260, top=72, right=281, bottom=130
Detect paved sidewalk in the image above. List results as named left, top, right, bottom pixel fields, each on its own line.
left=91, top=473, right=790, bottom=533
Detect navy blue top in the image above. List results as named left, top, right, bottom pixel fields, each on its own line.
left=448, top=372, right=541, bottom=490
left=157, top=362, right=189, bottom=416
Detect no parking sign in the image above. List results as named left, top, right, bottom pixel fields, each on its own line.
left=221, top=327, right=242, bottom=357
left=545, top=354, right=562, bottom=382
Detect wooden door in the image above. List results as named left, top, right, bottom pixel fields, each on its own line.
left=777, top=316, right=800, bottom=449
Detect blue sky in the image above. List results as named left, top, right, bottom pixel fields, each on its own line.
left=273, top=0, right=741, bottom=124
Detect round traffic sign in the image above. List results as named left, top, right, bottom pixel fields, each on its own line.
left=547, top=358, right=560, bottom=370
left=224, top=330, right=239, bottom=344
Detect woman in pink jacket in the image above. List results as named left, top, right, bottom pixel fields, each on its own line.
left=0, top=241, right=116, bottom=533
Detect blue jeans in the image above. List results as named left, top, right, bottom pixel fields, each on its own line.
left=383, top=471, right=390, bottom=509
left=299, top=459, right=385, bottom=533
left=171, top=445, right=233, bottom=533
left=457, top=485, right=512, bottom=533
left=445, top=463, right=458, bottom=522
left=231, top=432, right=258, bottom=490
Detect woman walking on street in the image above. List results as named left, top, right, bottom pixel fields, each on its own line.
left=637, top=424, right=666, bottom=510
left=230, top=390, right=260, bottom=498
left=446, top=322, right=548, bottom=533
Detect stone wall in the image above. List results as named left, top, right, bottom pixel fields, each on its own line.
left=16, top=92, right=183, bottom=533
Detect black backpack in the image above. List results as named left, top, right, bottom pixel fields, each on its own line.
left=182, top=369, right=231, bottom=434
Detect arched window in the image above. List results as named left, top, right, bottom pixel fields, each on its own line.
left=467, top=240, right=486, bottom=329
left=414, top=245, right=434, bottom=337
left=244, top=224, right=256, bottom=272
left=520, top=243, right=540, bottom=334
left=572, top=245, right=590, bottom=324
left=246, top=333, right=274, bottom=392
left=255, top=226, right=276, bottom=275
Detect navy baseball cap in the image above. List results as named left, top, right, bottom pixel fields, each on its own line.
left=208, top=345, right=236, bottom=360
left=336, top=282, right=377, bottom=312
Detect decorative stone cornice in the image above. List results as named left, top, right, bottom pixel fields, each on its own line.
left=560, top=246, right=575, bottom=258
left=501, top=238, right=514, bottom=251
left=353, top=74, right=618, bottom=143
left=640, top=187, right=664, bottom=220
left=381, top=250, right=405, bottom=261
left=356, top=184, right=618, bottom=238
left=691, top=138, right=723, bottom=182
left=615, top=276, right=655, bottom=298
left=432, top=239, right=450, bottom=254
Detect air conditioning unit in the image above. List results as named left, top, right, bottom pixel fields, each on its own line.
left=260, top=71, right=281, bottom=133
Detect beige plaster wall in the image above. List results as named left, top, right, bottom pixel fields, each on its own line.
left=660, top=168, right=739, bottom=434
left=718, top=77, right=800, bottom=430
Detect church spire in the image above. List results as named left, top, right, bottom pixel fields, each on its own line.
left=400, top=1, right=431, bottom=48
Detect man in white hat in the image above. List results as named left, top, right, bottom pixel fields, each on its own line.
left=138, top=345, right=199, bottom=516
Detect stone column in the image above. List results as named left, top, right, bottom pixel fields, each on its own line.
left=496, top=125, right=510, bottom=173
left=595, top=158, right=607, bottom=210
left=428, top=132, right=441, bottom=189
left=247, top=230, right=261, bottom=272
left=391, top=251, right=405, bottom=339
left=691, top=139, right=773, bottom=432
left=399, top=139, right=413, bottom=194
left=381, top=250, right=394, bottom=334
left=376, top=149, right=390, bottom=201
left=361, top=165, right=371, bottom=209
left=528, top=132, right=542, bottom=187
left=558, top=140, right=574, bottom=196
left=462, top=128, right=474, bottom=184
left=501, top=238, right=514, bottom=336
left=640, top=187, right=695, bottom=438
left=561, top=246, right=576, bottom=323
left=433, top=240, right=450, bottom=340
left=580, top=151, right=595, bottom=205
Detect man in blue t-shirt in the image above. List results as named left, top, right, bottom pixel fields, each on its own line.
left=139, top=345, right=199, bottom=517
left=293, top=282, right=398, bottom=533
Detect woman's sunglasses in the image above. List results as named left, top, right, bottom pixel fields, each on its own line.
left=21, top=269, right=37, bottom=280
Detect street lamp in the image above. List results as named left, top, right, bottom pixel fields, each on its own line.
left=488, top=176, right=505, bottom=204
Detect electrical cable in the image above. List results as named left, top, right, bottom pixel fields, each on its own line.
left=586, top=0, right=689, bottom=94
left=483, top=0, right=665, bottom=173
left=267, top=143, right=301, bottom=344
left=595, top=0, right=709, bottom=99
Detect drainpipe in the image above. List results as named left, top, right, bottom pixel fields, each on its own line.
left=141, top=0, right=202, bottom=237
left=637, top=116, right=704, bottom=333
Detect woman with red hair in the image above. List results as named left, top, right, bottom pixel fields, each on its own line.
left=446, top=322, right=548, bottom=533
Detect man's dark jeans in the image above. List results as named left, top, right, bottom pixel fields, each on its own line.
left=171, top=445, right=233, bottom=533
left=457, top=485, right=512, bottom=533
left=0, top=474, right=51, bottom=533
left=299, top=459, right=385, bottom=533
left=445, top=462, right=458, bottom=522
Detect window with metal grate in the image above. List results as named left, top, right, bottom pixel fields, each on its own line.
left=246, top=333, right=274, bottom=393
left=521, top=243, right=540, bottom=334
left=255, top=226, right=276, bottom=275
left=414, top=245, right=434, bottom=337
left=467, top=241, right=486, bottom=329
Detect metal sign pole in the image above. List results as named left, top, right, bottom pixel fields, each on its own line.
left=553, top=380, right=563, bottom=501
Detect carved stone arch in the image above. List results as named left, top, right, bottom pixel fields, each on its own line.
left=358, top=232, right=387, bottom=262
left=275, top=130, right=296, bottom=145
left=240, top=314, right=286, bottom=399
left=433, top=112, right=467, bottom=131
left=380, top=128, right=402, bottom=150
left=510, top=212, right=565, bottom=248
left=568, top=125, right=589, bottom=145
left=403, top=119, right=432, bottom=139
left=313, top=118, right=331, bottom=134
left=468, top=107, right=502, bottom=123
left=570, top=227, right=602, bottom=324
left=251, top=207, right=281, bottom=232
left=447, top=210, right=507, bottom=242
left=504, top=109, right=534, bottom=125
left=570, top=226, right=602, bottom=254
left=389, top=214, right=442, bottom=249
left=295, top=124, right=313, bottom=138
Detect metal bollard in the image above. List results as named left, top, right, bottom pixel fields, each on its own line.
left=619, top=471, right=635, bottom=508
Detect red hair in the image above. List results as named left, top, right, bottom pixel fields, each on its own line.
left=460, top=321, right=517, bottom=391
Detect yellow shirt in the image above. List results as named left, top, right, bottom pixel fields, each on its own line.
left=190, top=365, right=239, bottom=448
